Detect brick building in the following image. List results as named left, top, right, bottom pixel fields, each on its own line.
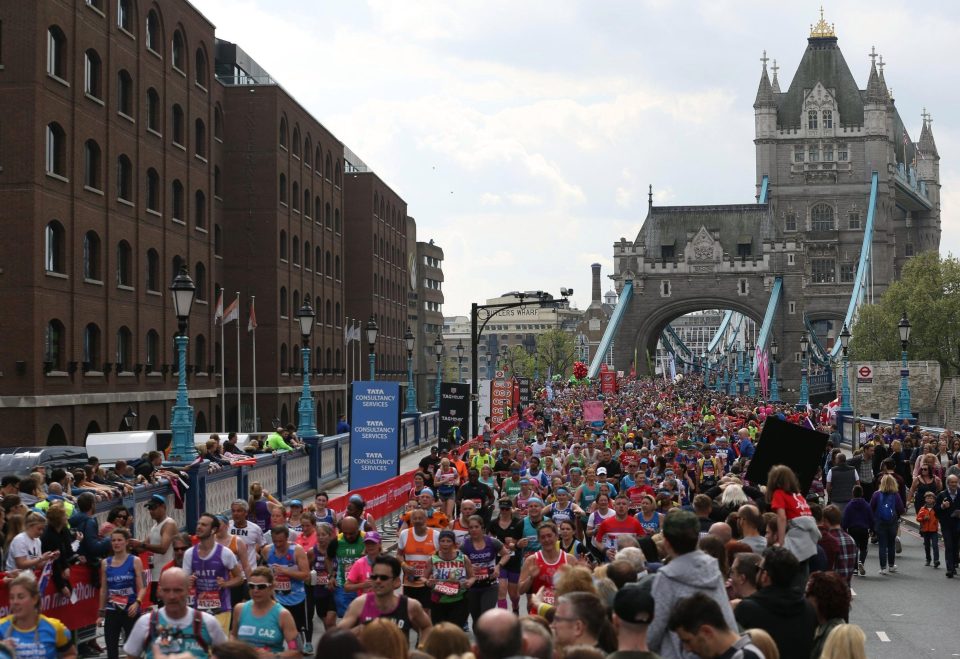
left=0, top=0, right=223, bottom=444
left=406, top=216, right=445, bottom=409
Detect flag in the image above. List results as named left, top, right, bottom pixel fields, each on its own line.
left=37, top=560, right=53, bottom=596
left=248, top=299, right=258, bottom=333
left=353, top=324, right=362, bottom=342
left=222, top=295, right=239, bottom=324
left=214, top=290, right=224, bottom=323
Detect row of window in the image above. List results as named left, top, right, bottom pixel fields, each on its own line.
left=45, top=320, right=210, bottom=374
left=373, top=274, right=405, bottom=301
left=278, top=290, right=340, bottom=326
left=807, top=109, right=834, bottom=131
left=278, top=118, right=341, bottom=185
left=793, top=143, right=849, bottom=163
left=810, top=258, right=856, bottom=284
left=423, top=256, right=442, bottom=267
left=424, top=278, right=442, bottom=290
left=278, top=345, right=343, bottom=375
left=783, top=204, right=859, bottom=232
left=372, top=234, right=404, bottom=265
left=372, top=192, right=405, bottom=232
left=278, top=231, right=340, bottom=276
left=45, top=222, right=218, bottom=295
left=277, top=177, right=340, bottom=231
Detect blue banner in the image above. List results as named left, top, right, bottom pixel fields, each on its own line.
left=349, top=381, right=402, bottom=489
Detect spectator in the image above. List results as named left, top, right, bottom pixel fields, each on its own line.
left=737, top=505, right=767, bottom=554
left=69, top=492, right=111, bottom=570
left=609, top=577, right=660, bottom=659
left=805, top=571, right=852, bottom=659
left=357, top=618, right=408, bottom=659
left=819, top=505, right=857, bottom=584
left=521, top=617, right=554, bottom=659
left=420, top=621, right=470, bottom=659
left=820, top=624, right=867, bottom=659
left=667, top=592, right=765, bottom=659
left=472, top=608, right=523, bottom=659
left=551, top=591, right=616, bottom=654
left=728, top=552, right=762, bottom=605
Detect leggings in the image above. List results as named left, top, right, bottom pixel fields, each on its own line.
left=467, top=585, right=499, bottom=627
left=846, top=527, right=869, bottom=565
left=303, top=585, right=315, bottom=638
left=104, top=609, right=137, bottom=659
left=432, top=597, right=469, bottom=628
left=922, top=531, right=940, bottom=563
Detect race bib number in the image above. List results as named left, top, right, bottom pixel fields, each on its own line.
left=474, top=566, right=492, bottom=581
left=434, top=581, right=460, bottom=596
left=315, top=573, right=329, bottom=586
left=542, top=588, right=556, bottom=606
left=108, top=593, right=130, bottom=609
left=274, top=574, right=292, bottom=592
left=197, top=591, right=221, bottom=610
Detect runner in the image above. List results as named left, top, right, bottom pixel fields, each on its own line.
left=426, top=529, right=474, bottom=628
left=183, top=513, right=244, bottom=632
left=261, top=525, right=311, bottom=653
left=461, top=515, right=509, bottom=627
left=397, top=508, right=439, bottom=619
left=309, top=521, right=338, bottom=634
left=488, top=497, right=524, bottom=613
left=337, top=555, right=431, bottom=640
left=230, top=566, right=300, bottom=657
left=98, top=528, right=147, bottom=659
left=518, top=522, right=571, bottom=614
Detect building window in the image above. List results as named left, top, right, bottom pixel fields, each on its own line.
left=811, top=203, right=834, bottom=231
left=325, top=153, right=332, bottom=180
left=171, top=180, right=184, bottom=221
left=214, top=225, right=222, bottom=256
left=195, top=190, right=206, bottom=228
left=325, top=203, right=332, bottom=229
left=335, top=256, right=341, bottom=280
left=279, top=174, right=287, bottom=204
left=737, top=242, right=752, bottom=258
left=794, top=146, right=805, bottom=163
left=279, top=117, right=287, bottom=148
left=304, top=242, right=311, bottom=269
left=194, top=334, right=206, bottom=372
left=292, top=127, right=301, bottom=157
left=807, top=110, right=818, bottom=130
left=279, top=287, right=288, bottom=317
left=214, top=167, right=222, bottom=198
left=303, top=138, right=312, bottom=166
left=83, top=231, right=101, bottom=281
left=787, top=253, right=796, bottom=265
left=146, top=11, right=160, bottom=53
left=195, top=48, right=207, bottom=87
left=280, top=344, right=288, bottom=374
left=336, top=303, right=341, bottom=326
left=83, top=139, right=102, bottom=190
left=194, top=262, right=206, bottom=300
left=811, top=258, right=836, bottom=283
left=838, top=144, right=848, bottom=161
left=660, top=245, right=674, bottom=260
left=194, top=119, right=206, bottom=157
left=146, top=248, right=159, bottom=291
left=292, top=236, right=300, bottom=265
left=823, top=110, right=833, bottom=129
left=147, top=88, right=160, bottom=132
left=785, top=212, right=797, bottom=232
left=171, top=31, right=185, bottom=72
left=315, top=247, right=321, bottom=270
left=145, top=330, right=159, bottom=370
left=116, top=155, right=132, bottom=201
left=303, top=188, right=310, bottom=217
left=83, top=323, right=101, bottom=367
left=117, top=70, right=133, bottom=116
left=824, top=144, right=834, bottom=162
left=45, top=320, right=65, bottom=371
left=848, top=212, right=861, bottom=229
left=146, top=168, right=160, bottom=211
left=116, top=327, right=132, bottom=371
left=335, top=209, right=341, bottom=233
left=117, top=0, right=132, bottom=32
left=47, top=26, right=67, bottom=79
left=325, top=251, right=332, bottom=277
left=45, top=221, right=65, bottom=273
left=292, top=181, right=300, bottom=211
left=905, top=243, right=915, bottom=257
left=809, top=146, right=819, bottom=162
left=214, top=106, right=223, bottom=140
left=293, top=290, right=300, bottom=312
left=279, top=230, right=287, bottom=260
left=840, top=263, right=855, bottom=282
left=325, top=300, right=332, bottom=325
left=660, top=281, right=671, bottom=297
left=84, top=49, right=102, bottom=99
left=46, top=123, right=66, bottom=176
left=116, top=240, right=132, bottom=286
left=171, top=255, right=183, bottom=283
left=172, top=105, right=184, bottom=145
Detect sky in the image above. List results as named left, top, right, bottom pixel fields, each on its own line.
left=191, top=0, right=959, bottom=317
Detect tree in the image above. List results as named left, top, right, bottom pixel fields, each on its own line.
left=849, top=251, right=960, bottom=374
left=503, top=344, right=535, bottom=377
left=536, top=329, right=576, bottom=378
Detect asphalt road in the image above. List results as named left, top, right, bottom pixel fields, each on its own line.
left=849, top=523, right=960, bottom=658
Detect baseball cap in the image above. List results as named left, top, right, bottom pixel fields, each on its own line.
left=363, top=531, right=382, bottom=544
left=349, top=494, right=365, bottom=504
left=288, top=499, right=303, bottom=508
left=640, top=457, right=649, bottom=463
left=597, top=467, right=608, bottom=476
left=438, top=529, right=457, bottom=542
left=498, top=499, right=513, bottom=509
left=146, top=494, right=166, bottom=508
left=613, top=577, right=655, bottom=624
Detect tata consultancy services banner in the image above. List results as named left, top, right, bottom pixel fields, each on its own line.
left=438, top=383, right=470, bottom=444
left=349, top=381, right=401, bottom=489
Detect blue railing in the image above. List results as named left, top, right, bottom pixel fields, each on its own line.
left=97, top=411, right=439, bottom=535
left=754, top=276, right=783, bottom=367
left=590, top=281, right=634, bottom=377
left=706, top=311, right=734, bottom=354
left=758, top=175, right=769, bottom=204
left=664, top=324, right=693, bottom=359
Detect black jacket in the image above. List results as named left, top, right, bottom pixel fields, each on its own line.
left=40, top=525, right=77, bottom=592
left=734, top=585, right=817, bottom=659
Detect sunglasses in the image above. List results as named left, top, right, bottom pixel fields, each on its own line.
left=173, top=547, right=188, bottom=552
left=249, top=583, right=271, bottom=591
left=369, top=574, right=393, bottom=582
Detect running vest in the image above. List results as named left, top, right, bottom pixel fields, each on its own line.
left=105, top=554, right=138, bottom=611
left=550, top=502, right=575, bottom=525
left=578, top=483, right=599, bottom=509
left=236, top=601, right=286, bottom=653
left=335, top=534, right=366, bottom=587
left=267, top=545, right=305, bottom=605
left=462, top=536, right=501, bottom=588
left=359, top=595, right=414, bottom=638
left=430, top=551, right=467, bottom=603
left=399, top=528, right=436, bottom=588
left=189, top=543, right=231, bottom=613
left=148, top=517, right=176, bottom=581
left=637, top=511, right=661, bottom=535
left=529, top=550, right=569, bottom=613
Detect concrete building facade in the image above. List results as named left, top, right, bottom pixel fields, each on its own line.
left=406, top=216, right=445, bottom=410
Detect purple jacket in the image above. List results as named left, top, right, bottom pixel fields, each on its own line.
left=841, top=498, right=874, bottom=531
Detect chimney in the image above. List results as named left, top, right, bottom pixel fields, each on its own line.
left=591, top=263, right=601, bottom=303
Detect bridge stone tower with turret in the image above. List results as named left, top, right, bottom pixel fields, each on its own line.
left=611, top=13, right=940, bottom=391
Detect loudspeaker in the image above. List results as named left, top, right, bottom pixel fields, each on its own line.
left=745, top=416, right=828, bottom=494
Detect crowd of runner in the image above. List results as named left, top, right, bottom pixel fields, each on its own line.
left=2, top=373, right=960, bottom=659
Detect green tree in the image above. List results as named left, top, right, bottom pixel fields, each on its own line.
left=536, top=329, right=576, bottom=378
left=849, top=251, right=960, bottom=374
left=503, top=344, right=535, bottom=377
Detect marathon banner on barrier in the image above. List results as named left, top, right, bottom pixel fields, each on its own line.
left=599, top=370, right=617, bottom=395
left=516, top=377, right=532, bottom=407
left=349, top=381, right=402, bottom=489
left=490, top=377, right=513, bottom=426
left=0, top=564, right=99, bottom=629
left=438, top=382, right=470, bottom=445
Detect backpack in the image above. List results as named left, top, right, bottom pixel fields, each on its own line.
left=729, top=634, right=766, bottom=659
left=878, top=492, right=896, bottom=522
left=147, top=608, right=210, bottom=656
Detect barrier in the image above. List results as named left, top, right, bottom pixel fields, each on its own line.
left=0, top=564, right=100, bottom=630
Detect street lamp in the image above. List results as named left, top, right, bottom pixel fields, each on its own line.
left=168, top=267, right=196, bottom=462
left=897, top=311, right=913, bottom=421
left=456, top=339, right=465, bottom=384
left=484, top=350, right=491, bottom=380
left=746, top=341, right=756, bottom=397
left=295, top=301, right=318, bottom=440
left=701, top=352, right=709, bottom=388
left=433, top=332, right=444, bottom=411
left=404, top=327, right=418, bottom=415
left=769, top=339, right=780, bottom=402
left=838, top=324, right=852, bottom=414
left=737, top=342, right=746, bottom=394
left=365, top=315, right=378, bottom=381
left=727, top=351, right=736, bottom=396
left=798, top=334, right=809, bottom=410
left=123, top=406, right=138, bottom=430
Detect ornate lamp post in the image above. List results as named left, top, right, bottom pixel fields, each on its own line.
left=701, top=352, right=709, bottom=388
left=123, top=406, right=138, bottom=430
left=727, top=352, right=737, bottom=396
left=295, top=301, right=318, bottom=440
left=745, top=341, right=756, bottom=397
left=456, top=339, right=465, bottom=384
left=484, top=350, right=491, bottom=380
left=365, top=316, right=378, bottom=380
left=433, top=332, right=444, bottom=411
left=168, top=268, right=197, bottom=462
left=404, top=327, right=418, bottom=414
left=737, top=343, right=746, bottom=394
left=897, top=311, right=913, bottom=421
left=798, top=334, right=810, bottom=410
left=769, top=339, right=780, bottom=402
left=838, top=324, right=852, bottom=415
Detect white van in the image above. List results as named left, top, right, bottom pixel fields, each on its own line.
left=85, top=431, right=170, bottom=463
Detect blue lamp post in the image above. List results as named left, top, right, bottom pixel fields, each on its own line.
left=769, top=339, right=781, bottom=402
left=797, top=334, right=810, bottom=410
left=404, top=327, right=418, bottom=415
left=897, top=311, right=913, bottom=421
left=702, top=352, right=709, bottom=388
left=746, top=341, right=756, bottom=397
left=168, top=268, right=197, bottom=462
left=838, top=324, right=852, bottom=415
left=296, top=300, right=318, bottom=440
left=727, top=353, right=737, bottom=396
left=365, top=316, right=378, bottom=380
left=737, top=343, right=746, bottom=394
left=433, top=332, right=444, bottom=411
left=456, top=340, right=465, bottom=384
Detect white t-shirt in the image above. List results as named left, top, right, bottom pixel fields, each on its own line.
left=123, top=606, right=227, bottom=657
left=6, top=532, right=40, bottom=571
left=228, top=520, right=264, bottom=576
left=182, top=543, right=239, bottom=577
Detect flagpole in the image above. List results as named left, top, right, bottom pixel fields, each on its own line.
left=345, top=317, right=352, bottom=386
left=251, top=295, right=258, bottom=434
left=235, top=291, right=241, bottom=432
left=219, top=287, right=226, bottom=433
left=344, top=317, right=349, bottom=391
